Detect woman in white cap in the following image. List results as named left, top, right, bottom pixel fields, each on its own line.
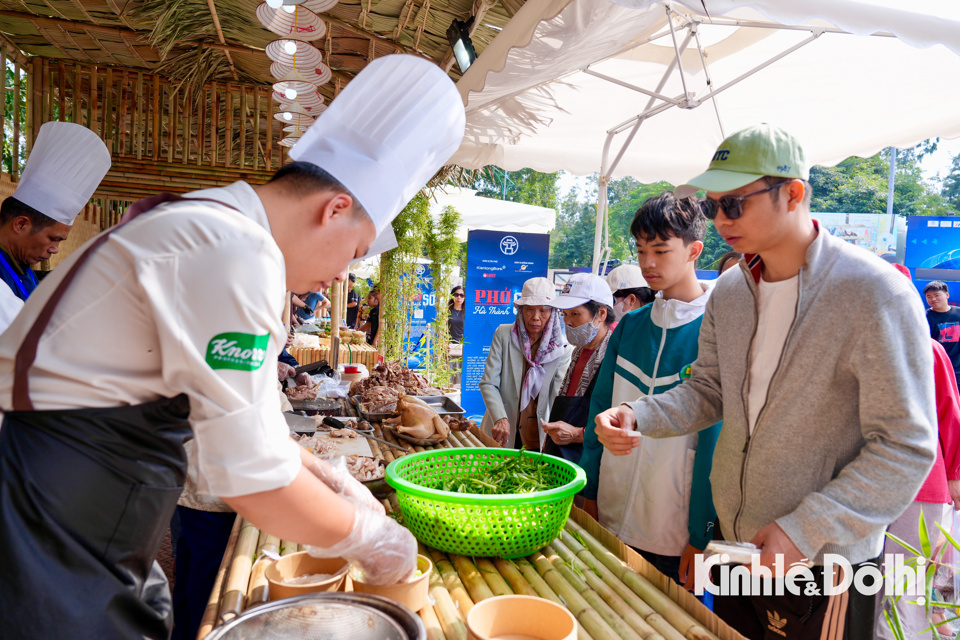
left=0, top=54, right=465, bottom=640
left=479, top=277, right=572, bottom=449
left=606, top=264, right=655, bottom=318
left=541, top=273, right=615, bottom=463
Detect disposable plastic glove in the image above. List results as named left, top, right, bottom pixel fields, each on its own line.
left=305, top=503, right=417, bottom=586
left=301, top=455, right=385, bottom=515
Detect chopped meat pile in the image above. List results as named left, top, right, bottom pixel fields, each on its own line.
left=344, top=455, right=385, bottom=482
left=329, top=428, right=359, bottom=439
left=297, top=435, right=337, bottom=457
left=284, top=385, right=318, bottom=402
left=349, top=361, right=443, bottom=398
left=442, top=415, right=476, bottom=432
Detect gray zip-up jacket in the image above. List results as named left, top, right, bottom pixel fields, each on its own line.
left=627, top=225, right=937, bottom=565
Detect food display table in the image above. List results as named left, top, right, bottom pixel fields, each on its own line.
left=197, top=424, right=743, bottom=640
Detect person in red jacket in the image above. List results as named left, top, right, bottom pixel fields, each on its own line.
left=876, top=264, right=960, bottom=639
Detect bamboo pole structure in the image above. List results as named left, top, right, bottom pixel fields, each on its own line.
left=197, top=516, right=241, bottom=639
left=330, top=280, right=342, bottom=369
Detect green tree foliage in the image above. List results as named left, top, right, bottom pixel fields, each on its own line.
left=942, top=153, right=960, bottom=209
left=472, top=167, right=559, bottom=211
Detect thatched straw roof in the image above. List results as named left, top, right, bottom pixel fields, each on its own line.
left=0, top=0, right=517, bottom=98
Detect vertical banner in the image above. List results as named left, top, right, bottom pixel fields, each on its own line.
left=905, top=216, right=960, bottom=303
left=461, top=230, right=550, bottom=420
left=405, top=264, right=436, bottom=369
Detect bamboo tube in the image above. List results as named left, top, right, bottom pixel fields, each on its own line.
left=529, top=551, right=624, bottom=640
left=560, top=531, right=657, bottom=619
left=463, top=430, right=486, bottom=447
left=420, top=599, right=447, bottom=640
left=475, top=558, right=513, bottom=596
left=428, top=550, right=474, bottom=615
left=564, top=521, right=718, bottom=640
left=246, top=531, right=273, bottom=606
left=492, top=558, right=538, bottom=596
left=219, top=519, right=260, bottom=621
left=425, top=550, right=468, bottom=640
left=514, top=558, right=596, bottom=640
left=197, top=516, right=242, bottom=639
left=451, top=554, right=495, bottom=603
left=547, top=543, right=666, bottom=640
left=542, top=545, right=644, bottom=640
left=280, top=540, right=298, bottom=556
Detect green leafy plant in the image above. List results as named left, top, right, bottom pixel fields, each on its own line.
left=883, top=509, right=960, bottom=640
left=425, top=203, right=462, bottom=386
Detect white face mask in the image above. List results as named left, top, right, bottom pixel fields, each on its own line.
left=565, top=319, right=600, bottom=347
left=612, top=300, right=627, bottom=321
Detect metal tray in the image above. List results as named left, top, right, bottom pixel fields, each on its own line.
left=350, top=395, right=464, bottom=422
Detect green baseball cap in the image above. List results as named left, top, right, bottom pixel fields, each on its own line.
left=675, top=124, right=808, bottom=196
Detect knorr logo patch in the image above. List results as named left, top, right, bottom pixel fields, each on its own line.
left=679, top=363, right=693, bottom=381
left=206, top=332, right=270, bottom=371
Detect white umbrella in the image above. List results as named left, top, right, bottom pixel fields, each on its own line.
left=450, top=0, right=960, bottom=269
left=429, top=187, right=557, bottom=242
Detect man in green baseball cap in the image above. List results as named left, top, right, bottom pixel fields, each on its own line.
left=594, top=124, right=937, bottom=639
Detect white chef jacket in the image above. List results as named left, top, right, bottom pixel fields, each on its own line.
left=0, top=283, right=24, bottom=334
left=0, top=181, right=301, bottom=498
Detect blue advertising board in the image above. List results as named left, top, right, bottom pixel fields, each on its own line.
left=904, top=216, right=960, bottom=303
left=461, top=231, right=551, bottom=421
left=405, top=264, right=436, bottom=369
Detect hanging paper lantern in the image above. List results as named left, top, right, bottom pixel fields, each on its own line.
left=283, top=124, right=310, bottom=133
left=265, top=39, right=324, bottom=68
left=273, top=112, right=315, bottom=130
left=272, top=89, right=326, bottom=116
left=279, top=135, right=304, bottom=147
left=271, top=62, right=332, bottom=87
left=302, top=0, right=339, bottom=14
left=256, top=3, right=326, bottom=41
left=273, top=68, right=318, bottom=100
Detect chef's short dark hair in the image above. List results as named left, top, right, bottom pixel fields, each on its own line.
left=630, top=191, right=705, bottom=245
left=924, top=281, right=949, bottom=294
left=0, top=196, right=57, bottom=232
left=270, top=162, right=367, bottom=218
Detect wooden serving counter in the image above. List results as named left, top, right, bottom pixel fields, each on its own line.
left=197, top=424, right=744, bottom=640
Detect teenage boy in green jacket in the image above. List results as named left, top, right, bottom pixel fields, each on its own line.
left=595, top=125, right=936, bottom=640
left=581, top=191, right=720, bottom=589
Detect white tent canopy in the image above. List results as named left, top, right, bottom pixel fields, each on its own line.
left=450, top=0, right=960, bottom=268
left=429, top=187, right=557, bottom=242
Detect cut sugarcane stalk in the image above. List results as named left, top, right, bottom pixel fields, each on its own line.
left=428, top=549, right=474, bottom=614
left=530, top=550, right=624, bottom=640
left=550, top=539, right=670, bottom=640
left=565, top=521, right=719, bottom=640
left=426, top=550, right=468, bottom=640
left=451, top=555, right=495, bottom=602
left=476, top=558, right=513, bottom=596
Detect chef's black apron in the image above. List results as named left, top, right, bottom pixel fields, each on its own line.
left=0, top=193, right=236, bottom=640
left=542, top=371, right=598, bottom=464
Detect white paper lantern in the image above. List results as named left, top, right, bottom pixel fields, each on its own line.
left=256, top=2, right=326, bottom=41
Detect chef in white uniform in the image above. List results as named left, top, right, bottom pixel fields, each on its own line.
left=0, top=55, right=464, bottom=640
left=0, top=121, right=111, bottom=330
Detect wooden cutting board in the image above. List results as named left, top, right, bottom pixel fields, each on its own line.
left=312, top=431, right=373, bottom=457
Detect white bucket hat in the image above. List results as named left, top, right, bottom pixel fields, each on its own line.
left=548, top=273, right=613, bottom=309
left=513, top=277, right=555, bottom=307
left=606, top=265, right=648, bottom=295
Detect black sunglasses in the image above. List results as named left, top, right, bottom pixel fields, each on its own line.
left=702, top=181, right=789, bottom=221
left=453, top=293, right=465, bottom=298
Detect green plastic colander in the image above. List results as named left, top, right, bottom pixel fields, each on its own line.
left=385, top=448, right=586, bottom=558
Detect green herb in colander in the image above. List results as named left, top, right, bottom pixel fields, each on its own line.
left=435, top=451, right=553, bottom=495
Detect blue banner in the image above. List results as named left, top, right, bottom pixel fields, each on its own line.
left=461, top=231, right=550, bottom=421
left=905, top=216, right=960, bottom=304
left=405, top=264, right=436, bottom=369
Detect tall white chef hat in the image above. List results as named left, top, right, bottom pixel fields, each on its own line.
left=12, top=121, right=111, bottom=226
left=288, top=54, right=465, bottom=258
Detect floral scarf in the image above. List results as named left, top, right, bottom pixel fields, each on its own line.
left=558, top=329, right=612, bottom=398
left=512, top=308, right=568, bottom=409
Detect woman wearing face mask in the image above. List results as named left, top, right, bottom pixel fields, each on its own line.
left=605, top=265, right=655, bottom=319
left=541, top=274, right=615, bottom=463
left=479, top=277, right=572, bottom=450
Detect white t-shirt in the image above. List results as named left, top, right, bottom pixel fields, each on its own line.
left=0, top=181, right=301, bottom=498
left=746, top=275, right=799, bottom=434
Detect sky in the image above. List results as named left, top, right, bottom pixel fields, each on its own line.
left=556, top=137, right=960, bottom=203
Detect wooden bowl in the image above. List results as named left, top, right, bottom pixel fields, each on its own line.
left=265, top=552, right=349, bottom=600
left=467, top=595, right=577, bottom=640
left=350, top=554, right=432, bottom=612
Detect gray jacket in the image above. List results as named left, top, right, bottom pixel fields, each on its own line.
left=628, top=226, right=937, bottom=564
left=480, top=323, right=572, bottom=447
